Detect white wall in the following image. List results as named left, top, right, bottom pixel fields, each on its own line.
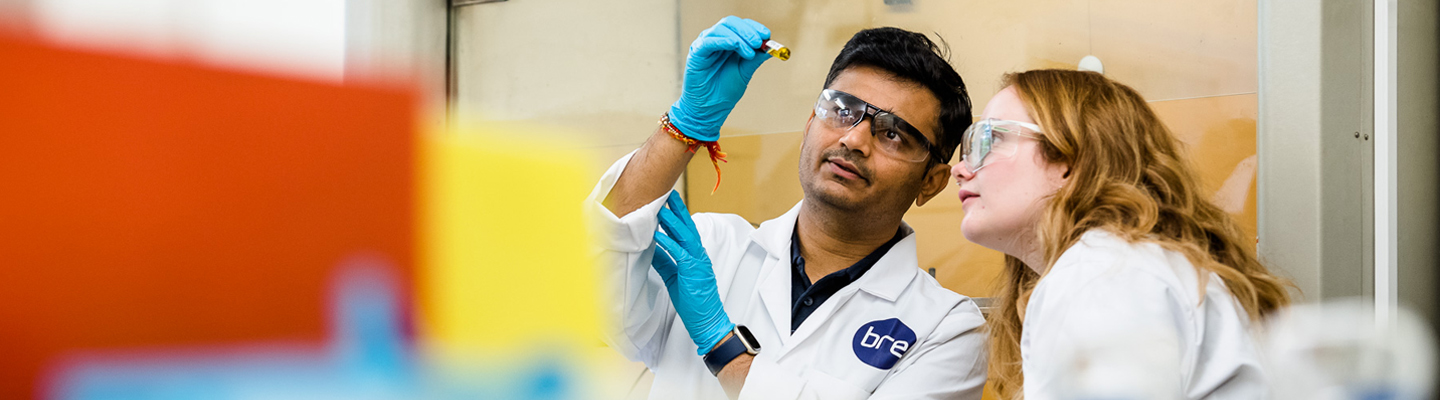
left=24, top=0, right=348, bottom=82
left=449, top=0, right=682, bottom=183
left=1258, top=0, right=1373, bottom=301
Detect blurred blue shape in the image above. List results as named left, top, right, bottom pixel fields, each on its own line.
left=333, top=258, right=411, bottom=384
left=48, top=255, right=585, bottom=400
left=50, top=256, right=416, bottom=400
left=520, top=360, right=570, bottom=400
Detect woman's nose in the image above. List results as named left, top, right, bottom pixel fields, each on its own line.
left=951, top=161, right=973, bottom=181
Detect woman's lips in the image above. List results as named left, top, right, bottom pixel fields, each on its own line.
left=958, top=189, right=979, bottom=205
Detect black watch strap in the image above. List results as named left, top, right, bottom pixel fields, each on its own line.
left=702, top=325, right=759, bottom=376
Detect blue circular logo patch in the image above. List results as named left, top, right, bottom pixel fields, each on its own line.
left=852, top=318, right=916, bottom=369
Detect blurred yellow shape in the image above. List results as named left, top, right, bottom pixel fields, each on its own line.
left=419, top=126, right=601, bottom=358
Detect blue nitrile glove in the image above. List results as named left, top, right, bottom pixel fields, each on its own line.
left=651, top=190, right=736, bottom=355
left=668, top=16, right=774, bottom=142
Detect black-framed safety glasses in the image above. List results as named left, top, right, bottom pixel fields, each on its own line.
left=813, top=89, right=942, bottom=163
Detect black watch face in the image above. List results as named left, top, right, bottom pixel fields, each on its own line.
left=736, top=325, right=760, bottom=351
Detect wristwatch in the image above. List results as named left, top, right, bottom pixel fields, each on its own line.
left=703, top=325, right=760, bottom=376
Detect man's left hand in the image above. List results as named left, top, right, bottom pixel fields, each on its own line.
left=651, top=190, right=735, bottom=355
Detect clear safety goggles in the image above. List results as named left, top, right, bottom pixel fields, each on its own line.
left=813, top=89, right=942, bottom=163
left=953, top=118, right=1043, bottom=173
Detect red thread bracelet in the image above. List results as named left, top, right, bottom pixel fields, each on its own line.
left=660, top=113, right=728, bottom=194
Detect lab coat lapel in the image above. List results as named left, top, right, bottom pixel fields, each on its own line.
left=750, top=202, right=803, bottom=352
left=787, top=223, right=920, bottom=348
left=786, top=283, right=859, bottom=349
left=855, top=224, right=919, bottom=302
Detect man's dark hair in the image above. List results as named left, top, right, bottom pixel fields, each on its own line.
left=823, top=27, right=972, bottom=164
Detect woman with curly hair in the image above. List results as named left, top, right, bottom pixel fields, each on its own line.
left=951, top=69, right=1292, bottom=399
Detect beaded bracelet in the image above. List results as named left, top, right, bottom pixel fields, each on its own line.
left=660, top=113, right=728, bottom=194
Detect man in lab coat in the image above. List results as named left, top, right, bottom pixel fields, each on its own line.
left=588, top=16, right=987, bottom=399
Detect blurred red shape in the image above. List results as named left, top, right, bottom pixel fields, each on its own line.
left=0, top=37, right=416, bottom=399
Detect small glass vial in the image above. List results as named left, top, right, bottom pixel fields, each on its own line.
left=760, top=39, right=790, bottom=61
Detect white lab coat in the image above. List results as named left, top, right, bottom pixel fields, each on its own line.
left=587, top=151, right=988, bottom=400
left=1021, top=229, right=1267, bottom=400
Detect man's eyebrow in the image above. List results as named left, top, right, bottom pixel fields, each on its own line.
left=872, top=101, right=897, bottom=114
left=866, top=97, right=935, bottom=139
left=872, top=104, right=907, bottom=123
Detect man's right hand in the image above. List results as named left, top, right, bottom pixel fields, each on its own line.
left=602, top=16, right=773, bottom=218
left=668, top=16, right=774, bottom=142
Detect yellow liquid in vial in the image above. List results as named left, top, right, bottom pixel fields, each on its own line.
left=762, top=40, right=790, bottom=61
left=767, top=47, right=791, bottom=61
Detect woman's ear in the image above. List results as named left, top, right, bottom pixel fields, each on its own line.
left=915, top=162, right=952, bottom=207
left=1050, top=163, right=1071, bottom=189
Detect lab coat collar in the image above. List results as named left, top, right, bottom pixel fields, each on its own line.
left=782, top=220, right=918, bottom=353
left=751, top=201, right=804, bottom=256
left=753, top=201, right=804, bottom=348
left=751, top=201, right=920, bottom=346
left=752, top=201, right=919, bottom=302
left=852, top=226, right=918, bottom=302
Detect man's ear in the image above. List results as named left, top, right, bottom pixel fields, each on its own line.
left=915, top=162, right=952, bottom=207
